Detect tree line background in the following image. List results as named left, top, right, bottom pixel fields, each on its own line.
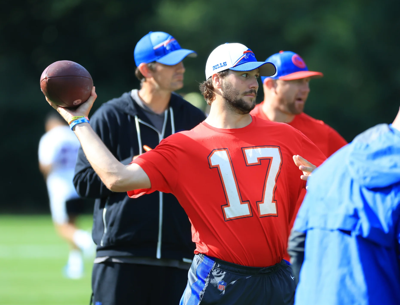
left=1, top=0, right=399, bottom=213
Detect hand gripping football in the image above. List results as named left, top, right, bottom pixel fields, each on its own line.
left=40, top=60, right=93, bottom=108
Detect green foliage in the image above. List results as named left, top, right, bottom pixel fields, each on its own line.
left=0, top=215, right=93, bottom=305
left=1, top=0, right=399, bottom=211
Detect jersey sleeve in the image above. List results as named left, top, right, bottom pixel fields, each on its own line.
left=127, top=136, right=181, bottom=198
left=327, top=125, right=348, bottom=156
left=38, top=134, right=56, bottom=165
left=298, top=130, right=327, bottom=167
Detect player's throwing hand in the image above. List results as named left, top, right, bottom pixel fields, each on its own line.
left=45, top=86, right=97, bottom=125
left=293, top=155, right=316, bottom=181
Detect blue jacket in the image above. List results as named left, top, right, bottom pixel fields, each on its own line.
left=73, top=91, right=205, bottom=260
left=293, top=124, right=400, bottom=305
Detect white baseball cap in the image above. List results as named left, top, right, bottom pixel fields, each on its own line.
left=205, top=43, right=276, bottom=79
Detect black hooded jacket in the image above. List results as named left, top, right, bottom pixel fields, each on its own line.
left=73, top=91, right=206, bottom=260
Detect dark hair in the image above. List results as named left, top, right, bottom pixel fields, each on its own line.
left=199, top=70, right=229, bottom=105
left=135, top=62, right=157, bottom=83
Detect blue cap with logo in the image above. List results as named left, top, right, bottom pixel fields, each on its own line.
left=260, top=51, right=323, bottom=83
left=134, top=31, right=197, bottom=67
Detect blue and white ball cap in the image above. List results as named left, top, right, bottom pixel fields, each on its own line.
left=134, top=31, right=197, bottom=67
left=205, top=43, right=276, bottom=79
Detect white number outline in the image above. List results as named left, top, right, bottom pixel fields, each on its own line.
left=242, top=146, right=282, bottom=217
left=208, top=146, right=282, bottom=221
left=208, top=149, right=252, bottom=221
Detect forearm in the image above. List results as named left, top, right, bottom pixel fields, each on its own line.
left=73, top=156, right=133, bottom=198
left=73, top=123, right=150, bottom=192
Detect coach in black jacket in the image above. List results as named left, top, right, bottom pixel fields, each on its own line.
left=73, top=31, right=205, bottom=305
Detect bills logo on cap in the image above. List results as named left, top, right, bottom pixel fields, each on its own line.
left=205, top=43, right=275, bottom=79
left=213, top=62, right=227, bottom=71
left=134, top=31, right=196, bottom=67
left=153, top=38, right=178, bottom=51
left=292, top=54, right=306, bottom=69
left=152, top=37, right=182, bottom=59
left=217, top=280, right=227, bottom=292
left=233, top=50, right=256, bottom=67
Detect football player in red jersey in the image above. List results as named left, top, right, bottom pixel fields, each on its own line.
left=251, top=51, right=347, bottom=157
left=46, top=43, right=326, bottom=305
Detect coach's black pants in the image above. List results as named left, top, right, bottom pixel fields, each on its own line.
left=91, top=261, right=188, bottom=305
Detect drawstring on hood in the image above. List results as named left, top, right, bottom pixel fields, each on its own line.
left=134, top=107, right=175, bottom=154
left=133, top=106, right=176, bottom=259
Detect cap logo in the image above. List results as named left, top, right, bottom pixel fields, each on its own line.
left=232, top=50, right=256, bottom=67
left=153, top=38, right=176, bottom=50
left=153, top=38, right=180, bottom=58
left=213, top=62, right=227, bottom=71
left=292, top=55, right=306, bottom=68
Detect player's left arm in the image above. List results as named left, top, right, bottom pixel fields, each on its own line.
left=293, top=155, right=317, bottom=181
left=293, top=132, right=328, bottom=181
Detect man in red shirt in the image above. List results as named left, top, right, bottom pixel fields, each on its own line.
left=251, top=51, right=347, bottom=157
left=46, top=43, right=326, bottom=305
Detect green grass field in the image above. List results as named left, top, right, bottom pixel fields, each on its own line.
left=0, top=215, right=94, bottom=305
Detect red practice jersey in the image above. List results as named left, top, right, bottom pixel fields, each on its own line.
left=129, top=116, right=326, bottom=267
left=251, top=103, right=347, bottom=157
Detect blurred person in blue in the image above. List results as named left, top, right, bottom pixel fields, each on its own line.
left=73, top=31, right=205, bottom=305
left=288, top=107, right=400, bottom=304
left=38, top=112, right=94, bottom=279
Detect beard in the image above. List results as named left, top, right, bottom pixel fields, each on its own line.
left=283, top=99, right=304, bottom=115
left=221, top=81, right=257, bottom=114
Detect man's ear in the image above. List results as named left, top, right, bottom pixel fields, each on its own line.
left=138, top=63, right=154, bottom=79
left=264, top=78, right=277, bottom=91
left=212, top=73, right=222, bottom=89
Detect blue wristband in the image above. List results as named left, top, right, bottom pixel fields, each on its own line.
left=70, top=117, right=89, bottom=130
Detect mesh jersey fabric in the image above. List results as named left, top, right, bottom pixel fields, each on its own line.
left=251, top=103, right=347, bottom=157
left=129, top=116, right=326, bottom=267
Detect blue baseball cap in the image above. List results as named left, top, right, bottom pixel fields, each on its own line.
left=261, top=51, right=323, bottom=83
left=134, top=31, right=197, bottom=67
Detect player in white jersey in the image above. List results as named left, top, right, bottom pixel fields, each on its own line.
left=38, top=112, right=94, bottom=279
